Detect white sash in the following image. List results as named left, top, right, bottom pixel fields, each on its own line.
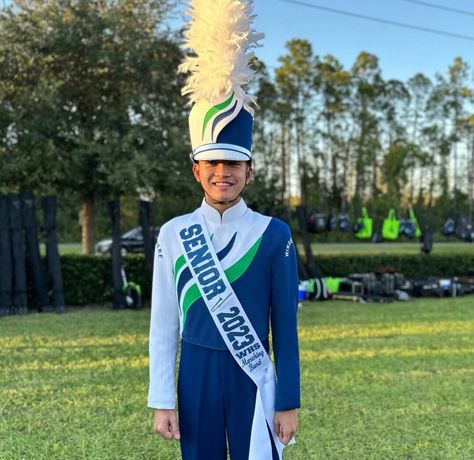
left=176, top=209, right=287, bottom=459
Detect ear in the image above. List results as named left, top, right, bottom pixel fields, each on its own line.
left=246, top=165, right=254, bottom=185
left=192, top=163, right=201, bottom=183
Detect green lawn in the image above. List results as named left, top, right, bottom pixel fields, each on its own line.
left=1, top=298, right=473, bottom=459
left=46, top=241, right=474, bottom=257
left=41, top=243, right=83, bottom=256
left=305, top=241, right=474, bottom=256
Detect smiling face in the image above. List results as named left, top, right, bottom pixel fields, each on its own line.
left=192, top=160, right=253, bottom=214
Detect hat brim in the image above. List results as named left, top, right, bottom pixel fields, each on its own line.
left=192, top=143, right=251, bottom=162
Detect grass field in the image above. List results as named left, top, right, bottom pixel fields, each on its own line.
left=46, top=241, right=474, bottom=257
left=306, top=241, right=474, bottom=256
left=1, top=298, right=473, bottom=459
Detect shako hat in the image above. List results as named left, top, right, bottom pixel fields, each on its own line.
left=179, top=0, right=264, bottom=162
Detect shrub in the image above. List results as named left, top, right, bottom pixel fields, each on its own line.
left=51, top=253, right=474, bottom=305
left=60, top=255, right=151, bottom=305
left=315, top=254, right=474, bottom=279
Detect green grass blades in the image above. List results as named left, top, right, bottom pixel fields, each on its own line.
left=1, top=299, right=473, bottom=459
left=305, top=241, right=474, bottom=256
left=290, top=298, right=474, bottom=460
left=0, top=309, right=180, bottom=460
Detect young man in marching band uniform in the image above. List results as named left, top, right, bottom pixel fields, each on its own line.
left=148, top=2, right=300, bottom=458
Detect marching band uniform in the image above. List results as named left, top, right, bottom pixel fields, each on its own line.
left=148, top=1, right=300, bottom=458
left=148, top=199, right=300, bottom=459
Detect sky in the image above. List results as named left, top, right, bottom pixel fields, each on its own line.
left=247, top=0, right=474, bottom=83
left=3, top=0, right=474, bottom=83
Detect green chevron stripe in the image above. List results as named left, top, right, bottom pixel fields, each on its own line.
left=181, top=284, right=201, bottom=325
left=201, top=93, right=234, bottom=139
left=181, top=236, right=263, bottom=325
left=225, top=236, right=263, bottom=283
left=174, top=255, right=186, bottom=282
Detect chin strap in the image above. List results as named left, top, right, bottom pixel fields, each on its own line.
left=215, top=195, right=242, bottom=205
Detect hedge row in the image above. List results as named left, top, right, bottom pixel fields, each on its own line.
left=315, top=254, right=474, bottom=279
left=61, top=255, right=152, bottom=306
left=59, top=253, right=474, bottom=305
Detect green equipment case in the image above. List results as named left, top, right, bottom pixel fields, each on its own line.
left=382, top=208, right=400, bottom=240
left=408, top=207, right=422, bottom=238
left=325, top=277, right=342, bottom=294
left=355, top=207, right=373, bottom=239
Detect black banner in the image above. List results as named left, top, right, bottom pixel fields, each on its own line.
left=21, top=191, right=52, bottom=312
left=9, top=194, right=28, bottom=314
left=139, top=200, right=154, bottom=278
left=107, top=200, right=125, bottom=309
left=0, top=195, right=12, bottom=316
left=41, top=196, right=66, bottom=313
left=296, top=205, right=318, bottom=279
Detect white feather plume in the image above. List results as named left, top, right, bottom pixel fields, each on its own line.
left=179, top=0, right=264, bottom=106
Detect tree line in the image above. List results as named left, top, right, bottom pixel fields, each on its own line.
left=1, top=2, right=472, bottom=252
left=251, top=40, right=474, bottom=222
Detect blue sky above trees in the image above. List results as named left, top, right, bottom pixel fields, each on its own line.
left=252, top=0, right=474, bottom=81
left=4, top=0, right=473, bottom=81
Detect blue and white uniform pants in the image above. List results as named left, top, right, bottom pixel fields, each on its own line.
left=178, top=340, right=279, bottom=460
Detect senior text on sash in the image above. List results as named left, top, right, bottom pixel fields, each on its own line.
left=179, top=223, right=263, bottom=372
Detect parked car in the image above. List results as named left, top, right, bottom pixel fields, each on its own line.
left=96, top=226, right=160, bottom=255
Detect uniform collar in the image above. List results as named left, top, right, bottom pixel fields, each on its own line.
left=200, top=198, right=248, bottom=224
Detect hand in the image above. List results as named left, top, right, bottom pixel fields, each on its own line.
left=153, top=409, right=181, bottom=441
left=273, top=409, right=298, bottom=445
